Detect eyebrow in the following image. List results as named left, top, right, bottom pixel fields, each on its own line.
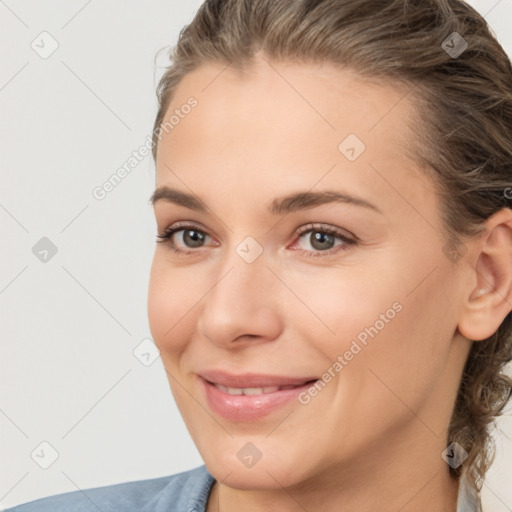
left=149, top=186, right=382, bottom=215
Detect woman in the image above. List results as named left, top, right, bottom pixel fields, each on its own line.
left=6, top=0, right=512, bottom=510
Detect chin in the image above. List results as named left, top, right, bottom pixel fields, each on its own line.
left=200, top=443, right=310, bottom=491
left=207, top=462, right=297, bottom=490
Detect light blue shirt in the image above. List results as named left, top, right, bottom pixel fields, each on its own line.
left=2, top=464, right=482, bottom=511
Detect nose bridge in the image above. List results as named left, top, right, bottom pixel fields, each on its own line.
left=214, top=232, right=270, bottom=302
left=197, top=234, right=282, bottom=345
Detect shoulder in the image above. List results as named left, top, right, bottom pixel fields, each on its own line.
left=2, top=465, right=215, bottom=512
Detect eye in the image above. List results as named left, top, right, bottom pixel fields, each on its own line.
left=155, top=222, right=211, bottom=255
left=292, top=223, right=357, bottom=259
left=155, top=221, right=357, bottom=258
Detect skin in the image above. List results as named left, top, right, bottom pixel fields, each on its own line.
left=147, top=53, right=512, bottom=512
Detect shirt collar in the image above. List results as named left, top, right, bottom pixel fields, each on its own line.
left=456, top=473, right=483, bottom=512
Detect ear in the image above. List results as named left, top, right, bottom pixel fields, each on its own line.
left=457, top=208, right=512, bottom=341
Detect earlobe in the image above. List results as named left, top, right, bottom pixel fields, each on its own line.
left=457, top=208, right=512, bottom=342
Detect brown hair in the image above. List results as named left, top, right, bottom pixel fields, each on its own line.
left=152, top=0, right=512, bottom=490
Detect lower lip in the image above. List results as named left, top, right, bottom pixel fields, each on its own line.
left=201, top=377, right=318, bottom=421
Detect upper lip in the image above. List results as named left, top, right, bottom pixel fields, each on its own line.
left=199, top=369, right=318, bottom=388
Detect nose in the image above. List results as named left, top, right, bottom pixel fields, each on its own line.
left=196, top=244, right=283, bottom=349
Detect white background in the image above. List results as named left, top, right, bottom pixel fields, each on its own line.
left=1, top=0, right=511, bottom=510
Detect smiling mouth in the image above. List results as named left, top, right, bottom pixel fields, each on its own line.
left=201, top=376, right=320, bottom=421
left=198, top=369, right=321, bottom=420
left=211, top=381, right=318, bottom=396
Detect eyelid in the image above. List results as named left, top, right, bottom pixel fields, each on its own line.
left=158, top=220, right=210, bottom=237
left=294, top=222, right=357, bottom=242
left=157, top=221, right=216, bottom=246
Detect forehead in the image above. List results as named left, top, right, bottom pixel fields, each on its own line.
left=155, top=58, right=431, bottom=217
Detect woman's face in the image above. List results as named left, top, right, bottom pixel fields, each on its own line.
left=148, top=56, right=471, bottom=489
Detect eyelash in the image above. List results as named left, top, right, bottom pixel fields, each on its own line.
left=155, top=222, right=357, bottom=259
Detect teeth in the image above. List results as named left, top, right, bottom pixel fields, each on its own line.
left=242, top=387, right=263, bottom=395
left=214, top=384, right=283, bottom=395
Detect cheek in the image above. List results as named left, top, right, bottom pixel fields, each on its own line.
left=147, top=257, right=200, bottom=357
left=284, top=266, right=402, bottom=356
left=299, top=259, right=455, bottom=402
left=349, top=269, right=458, bottom=416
